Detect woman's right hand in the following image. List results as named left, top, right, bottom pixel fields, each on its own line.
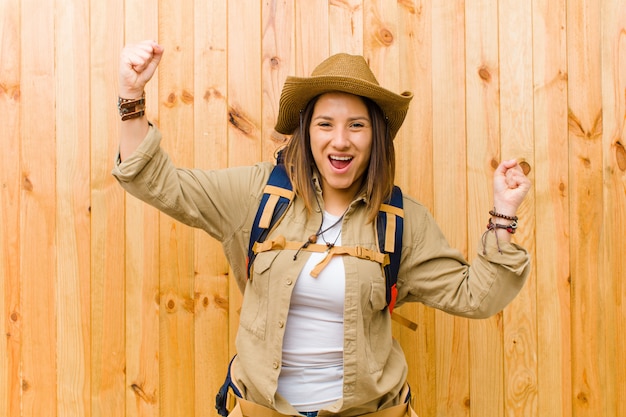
left=119, top=40, right=164, bottom=98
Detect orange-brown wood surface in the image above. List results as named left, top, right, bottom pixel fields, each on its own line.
left=1, top=1, right=625, bottom=416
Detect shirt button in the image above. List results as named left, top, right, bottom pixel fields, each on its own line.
left=278, top=320, right=285, bottom=328
left=285, top=279, right=293, bottom=286
left=272, top=361, right=279, bottom=369
left=267, top=396, right=273, bottom=404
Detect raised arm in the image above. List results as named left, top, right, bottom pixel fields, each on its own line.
left=490, top=159, right=531, bottom=243
left=118, top=40, right=164, bottom=161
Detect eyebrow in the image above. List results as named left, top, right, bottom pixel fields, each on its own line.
left=312, top=115, right=371, bottom=122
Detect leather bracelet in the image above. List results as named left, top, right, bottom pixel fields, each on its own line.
left=486, top=217, right=517, bottom=234
left=489, top=208, right=518, bottom=221
left=118, top=92, right=146, bottom=121
left=120, top=109, right=145, bottom=121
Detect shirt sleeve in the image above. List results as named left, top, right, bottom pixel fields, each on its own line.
left=111, top=124, right=269, bottom=242
left=395, top=198, right=530, bottom=318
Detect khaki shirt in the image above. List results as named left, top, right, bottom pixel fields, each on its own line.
left=112, top=125, right=530, bottom=416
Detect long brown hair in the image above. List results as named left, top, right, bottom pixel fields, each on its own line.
left=280, top=93, right=395, bottom=223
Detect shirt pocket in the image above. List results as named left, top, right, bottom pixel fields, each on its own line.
left=365, top=274, right=393, bottom=373
left=239, top=251, right=280, bottom=340
left=369, top=275, right=388, bottom=311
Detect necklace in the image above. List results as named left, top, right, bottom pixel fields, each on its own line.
left=309, top=211, right=345, bottom=247
left=293, top=201, right=349, bottom=261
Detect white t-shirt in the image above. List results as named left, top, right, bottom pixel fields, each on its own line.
left=277, top=211, right=346, bottom=412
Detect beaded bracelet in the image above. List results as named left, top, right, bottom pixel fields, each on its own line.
left=489, top=208, right=518, bottom=221
left=118, top=92, right=146, bottom=121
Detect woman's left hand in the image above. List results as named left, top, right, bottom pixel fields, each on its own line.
left=492, top=159, right=531, bottom=216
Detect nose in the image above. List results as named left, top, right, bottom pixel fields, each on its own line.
left=330, top=127, right=350, bottom=149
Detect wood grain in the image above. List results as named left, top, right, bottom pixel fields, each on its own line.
left=465, top=1, right=504, bottom=416
left=0, top=1, right=625, bottom=416
left=395, top=1, right=436, bottom=416
left=532, top=1, right=572, bottom=416
left=55, top=1, right=92, bottom=416
left=498, top=1, right=538, bottom=416
left=89, top=0, right=126, bottom=415
left=158, top=1, right=196, bottom=415
left=431, top=3, right=470, bottom=416
left=124, top=2, right=160, bottom=417
left=0, top=1, right=21, bottom=416
left=194, top=0, right=230, bottom=416
left=20, top=0, right=57, bottom=415
left=567, top=1, right=605, bottom=416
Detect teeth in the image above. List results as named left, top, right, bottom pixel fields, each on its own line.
left=330, top=155, right=352, bottom=161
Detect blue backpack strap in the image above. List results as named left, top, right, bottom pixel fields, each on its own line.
left=377, top=186, right=404, bottom=314
left=247, top=162, right=294, bottom=279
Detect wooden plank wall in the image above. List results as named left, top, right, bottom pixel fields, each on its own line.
left=1, top=0, right=624, bottom=416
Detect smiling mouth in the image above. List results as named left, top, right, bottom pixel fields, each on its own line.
left=329, top=155, right=353, bottom=170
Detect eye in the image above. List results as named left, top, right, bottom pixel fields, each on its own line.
left=350, top=120, right=370, bottom=129
left=317, top=121, right=332, bottom=128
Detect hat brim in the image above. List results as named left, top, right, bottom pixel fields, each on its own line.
left=274, top=75, right=413, bottom=140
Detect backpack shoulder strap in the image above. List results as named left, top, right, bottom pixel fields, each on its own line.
left=377, top=186, right=404, bottom=314
left=248, top=169, right=404, bottom=316
left=247, top=162, right=294, bottom=279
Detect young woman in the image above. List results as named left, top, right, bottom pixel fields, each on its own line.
left=114, top=40, right=531, bottom=417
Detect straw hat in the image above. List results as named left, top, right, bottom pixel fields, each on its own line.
left=274, top=53, right=413, bottom=140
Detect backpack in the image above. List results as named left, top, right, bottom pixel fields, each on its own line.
left=246, top=159, right=404, bottom=315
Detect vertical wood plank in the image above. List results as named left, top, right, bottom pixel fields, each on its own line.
left=295, top=0, right=329, bottom=75
left=395, top=1, right=436, bottom=416
left=600, top=0, right=626, bottom=414
left=20, top=0, right=58, bottom=415
left=532, top=1, right=572, bottom=416
left=227, top=0, right=262, bottom=357
left=0, top=1, right=22, bottom=416
left=465, top=2, right=503, bottom=417
left=329, top=0, right=363, bottom=55
left=498, top=2, right=538, bottom=416
left=157, top=1, right=196, bottom=416
left=55, top=0, right=92, bottom=416
left=123, top=2, right=160, bottom=417
left=261, top=0, right=294, bottom=162
left=567, top=0, right=605, bottom=415
left=431, top=2, right=469, bottom=417
left=228, top=0, right=262, bottom=166
left=89, top=0, right=126, bottom=415
left=193, top=0, right=229, bottom=416
left=365, top=0, right=398, bottom=86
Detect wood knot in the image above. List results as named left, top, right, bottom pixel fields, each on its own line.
left=131, top=383, right=157, bottom=404
left=165, top=297, right=176, bottom=312
left=377, top=28, right=394, bottom=46
left=166, top=92, right=177, bottom=107
left=576, top=391, right=589, bottom=404
left=214, top=295, right=229, bottom=311
left=519, top=161, right=531, bottom=175
left=181, top=90, right=194, bottom=104
left=22, top=175, right=33, bottom=192
left=204, top=88, right=224, bottom=101
left=0, top=84, right=21, bottom=101
left=228, top=105, right=256, bottom=136
left=478, top=66, right=491, bottom=82
left=270, top=56, right=280, bottom=69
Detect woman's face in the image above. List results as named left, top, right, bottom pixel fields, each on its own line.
left=309, top=92, right=373, bottom=208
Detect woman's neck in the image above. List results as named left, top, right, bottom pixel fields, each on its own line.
left=321, top=189, right=356, bottom=215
